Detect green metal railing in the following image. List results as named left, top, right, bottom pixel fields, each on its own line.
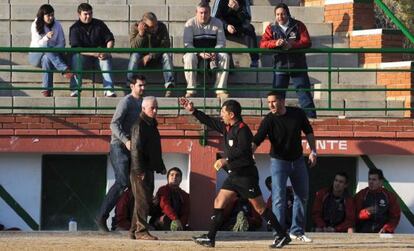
left=0, top=47, right=413, bottom=114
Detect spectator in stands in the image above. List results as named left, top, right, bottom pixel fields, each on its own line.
left=95, top=74, right=146, bottom=232
left=355, top=169, right=401, bottom=233
left=129, top=96, right=167, bottom=240
left=151, top=167, right=190, bottom=231
left=221, top=196, right=263, bottom=232
left=128, top=12, right=175, bottom=97
left=111, top=188, right=134, bottom=231
left=69, top=3, right=116, bottom=97
left=29, top=4, right=72, bottom=97
left=212, top=0, right=259, bottom=67
left=183, top=1, right=230, bottom=99
left=312, top=172, right=355, bottom=233
left=260, top=3, right=316, bottom=118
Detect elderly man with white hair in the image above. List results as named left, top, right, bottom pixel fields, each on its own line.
left=129, top=96, right=167, bottom=240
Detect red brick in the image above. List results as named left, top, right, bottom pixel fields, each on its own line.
left=0, top=129, right=14, bottom=135
left=15, top=129, right=57, bottom=135
left=15, top=116, right=40, bottom=123
left=78, top=123, right=102, bottom=130
left=362, top=120, right=388, bottom=126
left=403, top=126, right=414, bottom=131
left=353, top=125, right=378, bottom=132
left=378, top=126, right=404, bottom=132
left=158, top=124, right=177, bottom=130
left=28, top=123, right=53, bottom=129
left=388, top=120, right=413, bottom=126
left=185, top=130, right=202, bottom=136
left=353, top=131, right=396, bottom=138
left=396, top=132, right=414, bottom=138
left=52, top=122, right=76, bottom=129
left=90, top=117, right=112, bottom=123
left=3, top=123, right=28, bottom=129
left=57, top=130, right=100, bottom=136
left=312, top=119, right=338, bottom=126
left=0, top=116, right=15, bottom=123
left=159, top=130, right=185, bottom=136
left=312, top=125, right=329, bottom=131
left=177, top=124, right=203, bottom=130
left=165, top=116, right=193, bottom=124
left=65, top=117, right=91, bottom=123
left=314, top=131, right=353, bottom=137
left=327, top=125, right=353, bottom=131
left=100, top=130, right=112, bottom=136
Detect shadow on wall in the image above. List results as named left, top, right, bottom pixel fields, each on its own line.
left=335, top=13, right=350, bottom=33
left=189, top=170, right=216, bottom=230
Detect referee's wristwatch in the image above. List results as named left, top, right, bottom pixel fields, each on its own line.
left=310, top=150, right=317, bottom=157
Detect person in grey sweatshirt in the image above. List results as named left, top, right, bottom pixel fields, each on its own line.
left=95, top=74, right=146, bottom=232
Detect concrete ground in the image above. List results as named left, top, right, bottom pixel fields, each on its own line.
left=0, top=231, right=413, bottom=250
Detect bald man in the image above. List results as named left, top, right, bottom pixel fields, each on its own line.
left=129, top=96, right=167, bottom=240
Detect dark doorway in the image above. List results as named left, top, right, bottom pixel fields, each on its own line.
left=41, top=155, right=107, bottom=230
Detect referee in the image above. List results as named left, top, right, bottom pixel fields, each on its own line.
left=179, top=97, right=290, bottom=249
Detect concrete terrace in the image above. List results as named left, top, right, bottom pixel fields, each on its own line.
left=0, top=0, right=408, bottom=117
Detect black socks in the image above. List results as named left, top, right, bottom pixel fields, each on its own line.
left=207, top=208, right=224, bottom=240
left=262, top=207, right=285, bottom=236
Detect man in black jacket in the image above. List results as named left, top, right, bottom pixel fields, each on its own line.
left=179, top=97, right=290, bottom=249
left=129, top=96, right=167, bottom=240
left=253, top=91, right=317, bottom=243
left=212, top=0, right=259, bottom=67
left=69, top=3, right=116, bottom=97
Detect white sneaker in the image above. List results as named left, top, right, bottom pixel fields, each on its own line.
left=104, top=90, right=116, bottom=97
left=289, top=233, right=312, bottom=243
left=70, top=90, right=79, bottom=97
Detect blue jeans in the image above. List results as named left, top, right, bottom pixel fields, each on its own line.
left=98, top=143, right=131, bottom=219
left=70, top=54, right=114, bottom=91
left=127, top=52, right=175, bottom=88
left=273, top=72, right=316, bottom=118
left=270, top=156, right=309, bottom=235
left=29, top=52, right=68, bottom=90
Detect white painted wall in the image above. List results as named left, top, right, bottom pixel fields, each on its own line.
left=357, top=156, right=414, bottom=233
left=0, top=154, right=42, bottom=231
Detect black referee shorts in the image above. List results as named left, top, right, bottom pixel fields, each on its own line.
left=221, top=174, right=262, bottom=199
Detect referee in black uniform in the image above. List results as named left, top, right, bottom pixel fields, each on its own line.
left=179, top=97, right=290, bottom=249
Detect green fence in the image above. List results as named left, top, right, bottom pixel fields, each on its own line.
left=0, top=47, right=413, bottom=114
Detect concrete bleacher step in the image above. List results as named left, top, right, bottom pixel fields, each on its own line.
left=251, top=0, right=302, bottom=6
left=251, top=6, right=324, bottom=23
left=314, top=84, right=387, bottom=101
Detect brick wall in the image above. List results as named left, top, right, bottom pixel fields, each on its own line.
left=1, top=115, right=414, bottom=139
left=350, top=30, right=404, bottom=65
left=324, top=2, right=375, bottom=33
left=377, top=63, right=414, bottom=117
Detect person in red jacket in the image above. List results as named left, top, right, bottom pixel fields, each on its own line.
left=312, top=172, right=355, bottom=233
left=151, top=167, right=190, bottom=231
left=355, top=168, right=401, bottom=233
left=259, top=3, right=316, bottom=118
left=111, top=188, right=134, bottom=231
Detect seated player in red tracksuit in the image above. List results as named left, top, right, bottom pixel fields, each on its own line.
left=355, top=169, right=401, bottom=233
left=150, top=167, right=190, bottom=231
left=111, top=188, right=134, bottom=231
left=312, top=172, right=355, bottom=233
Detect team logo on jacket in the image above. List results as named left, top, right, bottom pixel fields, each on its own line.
left=289, top=32, right=296, bottom=39
left=228, top=139, right=234, bottom=146
left=379, top=199, right=387, bottom=207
